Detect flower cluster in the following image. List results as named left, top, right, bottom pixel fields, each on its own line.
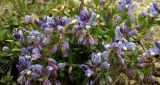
left=142, top=2, right=160, bottom=17
left=80, top=52, right=110, bottom=77
left=137, top=40, right=160, bottom=68
left=73, top=8, right=99, bottom=47
left=118, top=0, right=137, bottom=12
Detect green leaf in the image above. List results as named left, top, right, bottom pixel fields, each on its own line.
left=59, top=69, right=65, bottom=77
left=125, top=16, right=131, bottom=27
left=93, top=0, right=100, bottom=6
left=11, top=48, right=21, bottom=52
left=0, top=29, right=9, bottom=41
left=17, top=0, right=26, bottom=15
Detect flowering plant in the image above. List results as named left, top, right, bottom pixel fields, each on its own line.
left=0, top=0, right=160, bottom=85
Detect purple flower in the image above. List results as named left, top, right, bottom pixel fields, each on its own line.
left=100, top=0, right=106, bottom=4
left=34, top=19, right=43, bottom=27
left=104, top=43, right=112, bottom=50
left=43, top=78, right=52, bottom=85
left=44, top=16, right=53, bottom=24
left=155, top=40, right=160, bottom=49
left=127, top=29, right=137, bottom=36
left=142, top=9, right=149, bottom=16
left=91, top=53, right=102, bottom=65
left=17, top=75, right=24, bottom=84
left=137, top=0, right=142, bottom=2
left=34, top=41, right=43, bottom=49
left=13, top=30, right=24, bottom=40
left=149, top=3, right=159, bottom=17
left=121, top=42, right=136, bottom=51
left=30, top=30, right=41, bottom=36
left=44, top=28, right=53, bottom=35
left=25, top=15, right=31, bottom=24
left=34, top=16, right=54, bottom=29
left=85, top=69, right=94, bottom=77
left=61, top=39, right=69, bottom=50
left=118, top=0, right=136, bottom=12
left=58, top=63, right=66, bottom=69
left=54, top=16, right=71, bottom=27
left=101, top=51, right=110, bottom=59
left=119, top=56, right=125, bottom=66
left=21, top=47, right=30, bottom=55
left=17, top=56, right=32, bottom=70
left=32, top=48, right=41, bottom=60
left=153, top=2, right=160, bottom=13
left=60, top=39, right=69, bottom=58
left=88, top=35, right=97, bottom=46
left=137, top=57, right=146, bottom=63
left=57, top=25, right=64, bottom=33
left=27, top=36, right=35, bottom=43
left=17, top=69, right=32, bottom=85
left=100, top=62, right=110, bottom=69
left=146, top=75, right=156, bottom=83
left=48, top=58, right=58, bottom=76
left=73, top=25, right=80, bottom=30
left=76, top=8, right=97, bottom=27
left=148, top=48, right=160, bottom=57
left=115, top=24, right=141, bottom=37
left=45, top=66, right=54, bottom=76
left=78, top=34, right=86, bottom=45
left=79, top=64, right=90, bottom=69
left=116, top=15, right=122, bottom=22
left=62, top=48, right=69, bottom=58
left=51, top=44, right=58, bottom=53
left=127, top=68, right=133, bottom=77
left=13, top=33, right=21, bottom=40
left=113, top=36, right=123, bottom=42
left=42, top=38, right=51, bottom=45
left=41, top=23, right=49, bottom=29
left=135, top=24, right=144, bottom=30
left=87, top=80, right=94, bottom=85
left=32, top=64, right=44, bottom=74
left=137, top=63, right=146, bottom=68
left=31, top=72, right=39, bottom=80
left=32, top=47, right=40, bottom=54
left=25, top=78, right=31, bottom=85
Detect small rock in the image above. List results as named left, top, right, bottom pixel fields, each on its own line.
left=154, top=62, right=160, bottom=69
left=129, top=80, right=136, bottom=85
left=156, top=77, right=160, bottom=84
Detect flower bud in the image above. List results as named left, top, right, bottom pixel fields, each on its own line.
left=137, top=63, right=146, bottom=68
left=34, top=19, right=42, bottom=27
left=2, top=46, right=9, bottom=52
left=58, top=63, right=66, bottom=69
left=100, top=62, right=110, bottom=69
left=17, top=75, right=24, bottom=84
left=44, top=28, right=53, bottom=35
left=85, top=69, right=94, bottom=77
left=155, top=40, right=160, bottom=49
left=25, top=15, right=31, bottom=24
left=73, top=25, right=80, bottom=30
left=100, top=0, right=106, bottom=4
left=128, top=29, right=137, bottom=36
left=91, top=53, right=102, bottom=65
left=51, top=44, right=58, bottom=53
left=153, top=2, right=160, bottom=13
left=101, top=51, right=110, bottom=59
